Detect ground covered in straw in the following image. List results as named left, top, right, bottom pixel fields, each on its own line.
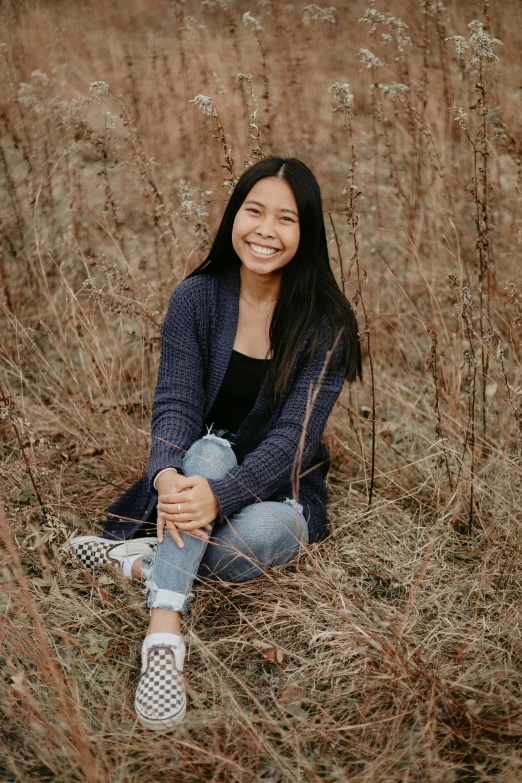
left=1, top=0, right=522, bottom=781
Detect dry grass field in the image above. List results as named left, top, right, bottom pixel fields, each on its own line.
left=1, top=0, right=522, bottom=780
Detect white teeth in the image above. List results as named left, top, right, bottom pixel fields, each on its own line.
left=248, top=242, right=279, bottom=256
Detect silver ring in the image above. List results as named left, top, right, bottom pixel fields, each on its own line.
left=177, top=502, right=182, bottom=514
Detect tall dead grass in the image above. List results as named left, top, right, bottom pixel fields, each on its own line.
left=1, top=0, right=522, bottom=780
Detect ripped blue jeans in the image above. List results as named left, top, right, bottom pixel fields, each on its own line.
left=140, top=432, right=309, bottom=617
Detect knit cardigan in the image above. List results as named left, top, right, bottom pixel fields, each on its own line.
left=102, top=265, right=347, bottom=545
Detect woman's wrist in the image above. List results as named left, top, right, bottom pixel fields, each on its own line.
left=153, top=467, right=179, bottom=491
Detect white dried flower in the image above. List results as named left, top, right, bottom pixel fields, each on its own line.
left=461, top=286, right=473, bottom=307
left=328, top=82, right=354, bottom=122
left=359, top=4, right=411, bottom=53
left=385, top=15, right=411, bottom=52
left=359, top=3, right=386, bottom=35
left=104, top=111, right=117, bottom=129
left=452, top=106, right=467, bottom=131
left=446, top=21, right=502, bottom=75
left=174, top=179, right=211, bottom=241
left=419, top=0, right=445, bottom=15
left=18, top=82, right=36, bottom=108
left=201, top=0, right=228, bottom=9
left=223, top=178, right=237, bottom=195
left=358, top=48, right=383, bottom=69
left=243, top=11, right=263, bottom=31
left=468, top=20, right=503, bottom=74
left=89, top=81, right=109, bottom=98
left=378, top=82, right=409, bottom=102
left=31, top=70, right=51, bottom=86
left=189, top=94, right=217, bottom=116
left=185, top=15, right=205, bottom=30
left=66, top=96, right=89, bottom=128
left=445, top=34, right=468, bottom=58
left=302, top=4, right=336, bottom=24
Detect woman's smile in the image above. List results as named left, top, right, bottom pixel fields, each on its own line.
left=245, top=240, right=282, bottom=259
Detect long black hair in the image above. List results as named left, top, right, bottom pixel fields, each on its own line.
left=186, top=156, right=362, bottom=409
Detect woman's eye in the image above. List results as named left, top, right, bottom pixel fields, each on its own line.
left=246, top=208, right=294, bottom=223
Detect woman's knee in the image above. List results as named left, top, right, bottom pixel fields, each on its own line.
left=199, top=500, right=309, bottom=582
left=182, top=434, right=237, bottom=480
left=240, top=500, right=309, bottom=554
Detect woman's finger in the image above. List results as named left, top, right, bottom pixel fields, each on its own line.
left=186, top=529, right=210, bottom=542
left=172, top=519, right=208, bottom=531
left=159, top=487, right=196, bottom=504
left=156, top=513, right=166, bottom=544
left=158, top=501, right=195, bottom=515
left=158, top=509, right=196, bottom=522
left=165, top=520, right=185, bottom=549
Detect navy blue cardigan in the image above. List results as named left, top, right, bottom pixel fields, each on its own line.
left=102, top=266, right=347, bottom=544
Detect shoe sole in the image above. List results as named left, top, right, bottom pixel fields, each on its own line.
left=63, top=536, right=158, bottom=555
left=135, top=702, right=187, bottom=731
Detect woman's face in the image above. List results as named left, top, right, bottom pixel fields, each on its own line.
left=232, top=176, right=300, bottom=277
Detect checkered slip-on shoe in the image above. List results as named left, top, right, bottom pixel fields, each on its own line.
left=134, top=638, right=187, bottom=731
left=62, top=536, right=157, bottom=573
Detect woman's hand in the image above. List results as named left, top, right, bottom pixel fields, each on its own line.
left=157, top=474, right=220, bottom=547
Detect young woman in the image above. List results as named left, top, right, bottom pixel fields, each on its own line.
left=65, top=156, right=362, bottom=731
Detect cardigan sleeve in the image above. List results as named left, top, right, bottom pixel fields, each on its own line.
left=145, top=280, right=206, bottom=492
left=206, top=328, right=346, bottom=522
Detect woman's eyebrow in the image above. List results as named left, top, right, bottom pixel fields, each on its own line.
left=244, top=199, right=298, bottom=217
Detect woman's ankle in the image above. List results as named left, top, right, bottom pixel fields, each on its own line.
left=130, top=556, right=144, bottom=580
left=147, top=607, right=182, bottom=636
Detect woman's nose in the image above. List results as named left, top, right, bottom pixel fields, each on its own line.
left=256, top=216, right=276, bottom=236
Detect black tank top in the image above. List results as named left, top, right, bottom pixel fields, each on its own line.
left=204, top=349, right=269, bottom=435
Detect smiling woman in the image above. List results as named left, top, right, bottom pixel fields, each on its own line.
left=233, top=178, right=300, bottom=272
left=64, top=156, right=362, bottom=732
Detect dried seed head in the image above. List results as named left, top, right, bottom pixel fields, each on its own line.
left=446, top=21, right=503, bottom=75
left=419, top=0, right=446, bottom=15
left=302, top=4, right=337, bottom=25
left=328, top=82, right=354, bottom=124
left=468, top=20, right=503, bottom=74
left=104, top=111, right=116, bottom=130
left=358, top=48, right=383, bottom=69
left=201, top=0, right=229, bottom=10
left=378, top=83, right=409, bottom=102
left=359, top=2, right=386, bottom=35
left=189, top=94, right=217, bottom=116
left=446, top=34, right=468, bottom=58
left=243, top=11, right=263, bottom=32
left=31, top=70, right=51, bottom=87
left=452, top=106, right=467, bottom=131
left=89, top=81, right=109, bottom=98
left=359, top=3, right=412, bottom=52
left=173, top=179, right=212, bottom=242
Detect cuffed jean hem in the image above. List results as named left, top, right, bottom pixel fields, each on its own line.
left=141, top=554, right=194, bottom=616
left=282, top=496, right=304, bottom=516
left=202, top=432, right=234, bottom=447
left=145, top=586, right=193, bottom=615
